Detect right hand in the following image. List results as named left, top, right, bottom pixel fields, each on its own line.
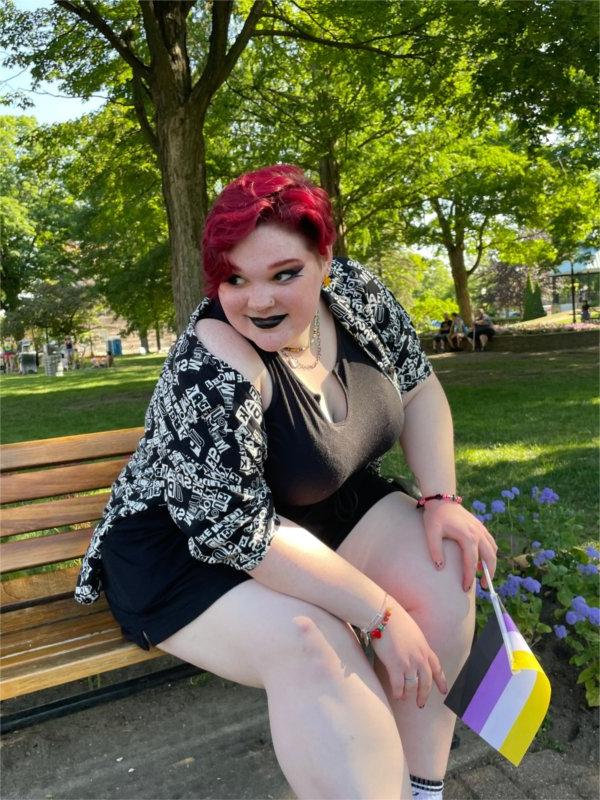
left=370, top=598, right=447, bottom=708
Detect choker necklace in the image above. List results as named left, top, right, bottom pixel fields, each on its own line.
left=280, top=312, right=321, bottom=369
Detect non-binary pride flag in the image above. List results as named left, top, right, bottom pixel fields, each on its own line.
left=444, top=563, right=551, bottom=766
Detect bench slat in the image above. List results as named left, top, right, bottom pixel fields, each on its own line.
left=1, top=595, right=108, bottom=634
left=1, top=459, right=128, bottom=504
left=0, top=634, right=159, bottom=700
left=1, top=529, right=91, bottom=574
left=2, top=609, right=120, bottom=660
left=0, top=566, right=81, bottom=610
left=0, top=493, right=109, bottom=537
left=0, top=428, right=143, bottom=472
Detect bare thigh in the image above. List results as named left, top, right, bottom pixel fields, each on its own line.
left=337, top=491, right=472, bottom=632
left=155, top=578, right=367, bottom=689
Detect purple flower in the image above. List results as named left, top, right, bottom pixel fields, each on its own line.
left=586, top=607, right=600, bottom=627
left=521, top=577, right=541, bottom=594
left=498, top=574, right=522, bottom=598
left=501, top=489, right=515, bottom=500
left=531, top=541, right=542, bottom=549
left=572, top=596, right=589, bottom=613
left=578, top=563, right=599, bottom=576
left=475, top=514, right=485, bottom=523
left=553, top=625, right=568, bottom=639
left=491, top=499, right=506, bottom=514
left=517, top=514, right=525, bottom=523
left=565, top=610, right=585, bottom=625
left=585, top=546, right=600, bottom=560
left=472, top=500, right=486, bottom=513
left=538, top=487, right=560, bottom=505
left=531, top=486, right=539, bottom=499
left=484, top=513, right=493, bottom=522
left=533, top=549, right=555, bottom=567
left=511, top=487, right=521, bottom=496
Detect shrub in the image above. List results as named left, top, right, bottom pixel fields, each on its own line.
left=472, top=486, right=599, bottom=707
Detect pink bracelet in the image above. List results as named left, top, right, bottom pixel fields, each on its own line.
left=416, top=493, right=463, bottom=509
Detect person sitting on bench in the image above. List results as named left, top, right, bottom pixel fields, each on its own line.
left=75, top=165, right=497, bottom=800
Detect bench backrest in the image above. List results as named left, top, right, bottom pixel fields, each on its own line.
left=0, top=428, right=144, bottom=611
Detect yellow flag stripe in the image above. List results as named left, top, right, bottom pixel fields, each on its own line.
left=498, top=651, right=551, bottom=766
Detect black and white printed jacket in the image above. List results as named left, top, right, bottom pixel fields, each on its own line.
left=75, top=258, right=432, bottom=604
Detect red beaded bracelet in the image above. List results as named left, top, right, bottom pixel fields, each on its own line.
left=416, top=493, right=463, bottom=509
left=368, top=607, right=392, bottom=640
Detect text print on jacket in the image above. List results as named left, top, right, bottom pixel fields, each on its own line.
left=75, top=258, right=432, bottom=604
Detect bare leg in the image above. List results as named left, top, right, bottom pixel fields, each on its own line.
left=337, top=492, right=475, bottom=780
left=479, top=333, right=488, bottom=350
left=157, top=581, right=412, bottom=799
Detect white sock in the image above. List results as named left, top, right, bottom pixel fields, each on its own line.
left=411, top=775, right=444, bottom=799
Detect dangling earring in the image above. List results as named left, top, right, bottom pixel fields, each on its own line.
left=322, top=274, right=332, bottom=288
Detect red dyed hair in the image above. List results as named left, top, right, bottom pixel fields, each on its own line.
left=202, top=164, right=336, bottom=298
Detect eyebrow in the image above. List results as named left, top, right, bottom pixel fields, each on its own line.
left=228, top=258, right=303, bottom=274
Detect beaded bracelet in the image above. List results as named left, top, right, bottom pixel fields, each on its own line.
left=416, top=493, right=463, bottom=509
left=361, top=594, right=392, bottom=645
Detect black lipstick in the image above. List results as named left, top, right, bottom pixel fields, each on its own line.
left=250, top=315, right=287, bottom=329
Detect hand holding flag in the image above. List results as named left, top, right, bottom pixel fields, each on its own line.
left=444, top=562, right=551, bottom=766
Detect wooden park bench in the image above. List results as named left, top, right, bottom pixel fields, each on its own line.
left=0, top=428, right=196, bottom=733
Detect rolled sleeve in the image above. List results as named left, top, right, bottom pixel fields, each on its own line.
left=162, top=356, right=278, bottom=571
left=371, top=278, right=432, bottom=394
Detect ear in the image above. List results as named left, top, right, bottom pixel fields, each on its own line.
left=322, top=244, right=333, bottom=271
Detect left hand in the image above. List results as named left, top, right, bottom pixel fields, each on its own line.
left=421, top=500, right=497, bottom=592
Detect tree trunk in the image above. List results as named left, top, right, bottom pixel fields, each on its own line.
left=448, top=247, right=473, bottom=325
left=318, top=152, right=348, bottom=257
left=155, top=321, right=161, bottom=352
left=139, top=329, right=150, bottom=353
left=155, top=104, right=208, bottom=333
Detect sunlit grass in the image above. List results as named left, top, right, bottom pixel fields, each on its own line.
left=1, top=348, right=597, bottom=532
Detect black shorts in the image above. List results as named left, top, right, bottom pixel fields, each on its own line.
left=100, top=469, right=417, bottom=650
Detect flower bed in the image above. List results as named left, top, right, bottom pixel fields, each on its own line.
left=472, top=486, right=600, bottom=707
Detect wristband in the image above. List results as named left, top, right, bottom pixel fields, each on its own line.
left=416, top=493, right=462, bottom=509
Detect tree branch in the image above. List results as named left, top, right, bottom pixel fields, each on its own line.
left=253, top=26, right=432, bottom=60
left=191, top=0, right=266, bottom=109
left=130, top=72, right=158, bottom=153
left=54, top=0, right=151, bottom=79
left=468, top=215, right=490, bottom=274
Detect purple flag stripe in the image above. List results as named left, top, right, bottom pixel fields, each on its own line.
left=503, top=613, right=518, bottom=633
left=462, top=645, right=513, bottom=733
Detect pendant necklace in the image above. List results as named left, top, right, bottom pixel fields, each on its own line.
left=280, top=312, right=321, bottom=370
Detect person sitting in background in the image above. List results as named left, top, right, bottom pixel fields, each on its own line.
left=447, top=312, right=466, bottom=351
left=433, top=314, right=452, bottom=353
left=470, top=309, right=495, bottom=351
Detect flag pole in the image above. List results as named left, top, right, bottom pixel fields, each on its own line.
left=482, top=561, right=515, bottom=672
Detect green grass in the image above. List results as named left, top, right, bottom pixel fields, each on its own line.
left=2, top=349, right=598, bottom=532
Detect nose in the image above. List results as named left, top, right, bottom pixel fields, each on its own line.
left=247, top=285, right=275, bottom=312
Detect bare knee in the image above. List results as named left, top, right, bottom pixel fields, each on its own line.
left=263, top=609, right=359, bottom=685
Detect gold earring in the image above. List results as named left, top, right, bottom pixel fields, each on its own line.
left=322, top=274, right=331, bottom=287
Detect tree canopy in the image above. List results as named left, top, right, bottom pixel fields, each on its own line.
left=1, top=0, right=598, bottom=330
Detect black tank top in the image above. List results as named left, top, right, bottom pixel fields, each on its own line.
left=206, top=299, right=405, bottom=508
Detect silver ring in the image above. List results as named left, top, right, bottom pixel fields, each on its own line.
left=404, top=675, right=419, bottom=685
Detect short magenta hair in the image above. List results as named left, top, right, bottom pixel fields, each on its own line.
left=202, top=164, right=336, bottom=298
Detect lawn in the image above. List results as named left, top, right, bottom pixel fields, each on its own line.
left=1, top=347, right=598, bottom=532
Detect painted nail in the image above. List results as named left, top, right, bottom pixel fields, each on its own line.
left=434, top=561, right=444, bottom=570
left=418, top=703, right=425, bottom=709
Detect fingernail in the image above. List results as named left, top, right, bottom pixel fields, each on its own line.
left=465, top=583, right=472, bottom=592
left=418, top=703, right=425, bottom=709
left=434, top=561, right=444, bottom=570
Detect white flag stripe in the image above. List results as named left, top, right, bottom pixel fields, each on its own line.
left=508, top=630, right=531, bottom=656
left=479, top=669, right=538, bottom=749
